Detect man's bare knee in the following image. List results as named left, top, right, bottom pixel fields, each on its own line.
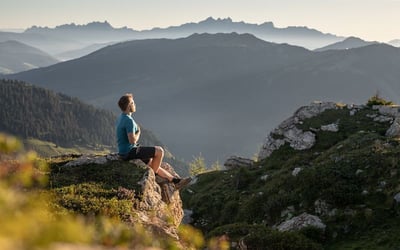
left=154, top=146, right=164, bottom=158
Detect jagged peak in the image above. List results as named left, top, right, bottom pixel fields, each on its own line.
left=199, top=16, right=233, bottom=24
left=25, top=21, right=120, bottom=32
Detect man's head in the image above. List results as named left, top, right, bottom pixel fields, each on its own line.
left=118, top=93, right=136, bottom=113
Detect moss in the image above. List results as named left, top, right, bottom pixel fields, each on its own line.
left=48, top=158, right=146, bottom=191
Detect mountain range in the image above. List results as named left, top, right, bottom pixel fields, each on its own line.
left=7, top=33, right=400, bottom=164
left=0, top=17, right=344, bottom=59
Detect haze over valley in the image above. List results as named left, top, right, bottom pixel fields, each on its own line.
left=4, top=26, right=400, bottom=163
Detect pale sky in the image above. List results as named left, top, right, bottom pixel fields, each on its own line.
left=1, top=0, right=399, bottom=42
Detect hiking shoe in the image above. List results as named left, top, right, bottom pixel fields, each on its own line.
left=174, top=177, right=192, bottom=190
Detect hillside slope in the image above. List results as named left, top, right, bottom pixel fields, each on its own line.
left=182, top=101, right=400, bottom=249
left=0, top=40, right=58, bottom=74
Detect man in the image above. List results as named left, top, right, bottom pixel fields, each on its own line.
left=116, top=93, right=191, bottom=189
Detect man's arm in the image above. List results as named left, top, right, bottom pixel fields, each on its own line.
left=127, top=127, right=141, bottom=144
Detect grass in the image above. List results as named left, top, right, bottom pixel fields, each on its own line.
left=181, top=105, right=400, bottom=248
left=24, top=138, right=111, bottom=157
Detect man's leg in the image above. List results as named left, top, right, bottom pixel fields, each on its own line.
left=138, top=146, right=191, bottom=189
left=149, top=146, right=175, bottom=181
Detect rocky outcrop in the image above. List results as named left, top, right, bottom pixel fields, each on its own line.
left=63, top=154, right=185, bottom=240
left=132, top=161, right=184, bottom=239
left=258, top=102, right=400, bottom=160
left=258, top=102, right=338, bottom=160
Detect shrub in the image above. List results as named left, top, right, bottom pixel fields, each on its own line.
left=366, top=93, right=394, bottom=107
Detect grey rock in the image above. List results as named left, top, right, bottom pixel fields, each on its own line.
left=224, top=156, right=254, bottom=169
left=277, top=212, right=326, bottom=232
left=386, top=117, right=400, bottom=137
left=258, top=101, right=337, bottom=160
left=314, top=199, right=329, bottom=216
left=292, top=167, right=302, bottom=176
left=394, top=193, right=400, bottom=203
left=373, top=105, right=400, bottom=117
left=321, top=123, right=339, bottom=132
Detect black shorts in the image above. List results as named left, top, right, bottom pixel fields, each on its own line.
left=120, top=146, right=156, bottom=164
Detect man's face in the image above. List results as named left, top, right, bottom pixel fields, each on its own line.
left=128, top=98, right=136, bottom=113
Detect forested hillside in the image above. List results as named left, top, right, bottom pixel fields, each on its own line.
left=0, top=79, right=116, bottom=148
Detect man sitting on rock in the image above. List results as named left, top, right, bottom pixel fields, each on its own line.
left=116, top=93, right=191, bottom=190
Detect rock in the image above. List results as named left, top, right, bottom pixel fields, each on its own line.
left=224, top=156, right=254, bottom=169
left=277, top=212, right=326, bottom=232
left=386, top=117, right=400, bottom=137
left=260, top=174, right=269, bottom=181
left=373, top=105, right=400, bottom=117
left=321, top=123, right=339, bottom=132
left=258, top=101, right=337, bottom=160
left=293, top=101, right=338, bottom=120
left=292, top=167, right=302, bottom=176
left=62, top=154, right=184, bottom=241
left=135, top=162, right=184, bottom=231
left=284, top=128, right=315, bottom=150
left=393, top=193, right=400, bottom=203
left=373, top=115, right=393, bottom=123
left=258, top=135, right=285, bottom=160
left=63, top=153, right=120, bottom=167
left=314, top=200, right=329, bottom=216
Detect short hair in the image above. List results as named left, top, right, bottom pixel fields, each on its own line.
left=118, top=93, right=133, bottom=111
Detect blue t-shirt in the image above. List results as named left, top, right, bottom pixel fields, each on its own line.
left=116, top=113, right=138, bottom=155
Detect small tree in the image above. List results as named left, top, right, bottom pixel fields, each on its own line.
left=211, top=160, right=223, bottom=171
left=189, top=154, right=207, bottom=176
left=367, top=92, right=394, bottom=107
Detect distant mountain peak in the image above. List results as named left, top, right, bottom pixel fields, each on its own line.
left=25, top=21, right=126, bottom=32
left=201, top=16, right=233, bottom=23
left=314, top=36, right=378, bottom=51
left=343, top=36, right=366, bottom=42
left=198, top=16, right=274, bottom=28
left=56, top=21, right=114, bottom=30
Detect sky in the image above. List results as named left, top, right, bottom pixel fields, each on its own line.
left=1, top=0, right=399, bottom=42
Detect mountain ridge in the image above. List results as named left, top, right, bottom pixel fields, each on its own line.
left=1, top=16, right=344, bottom=58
